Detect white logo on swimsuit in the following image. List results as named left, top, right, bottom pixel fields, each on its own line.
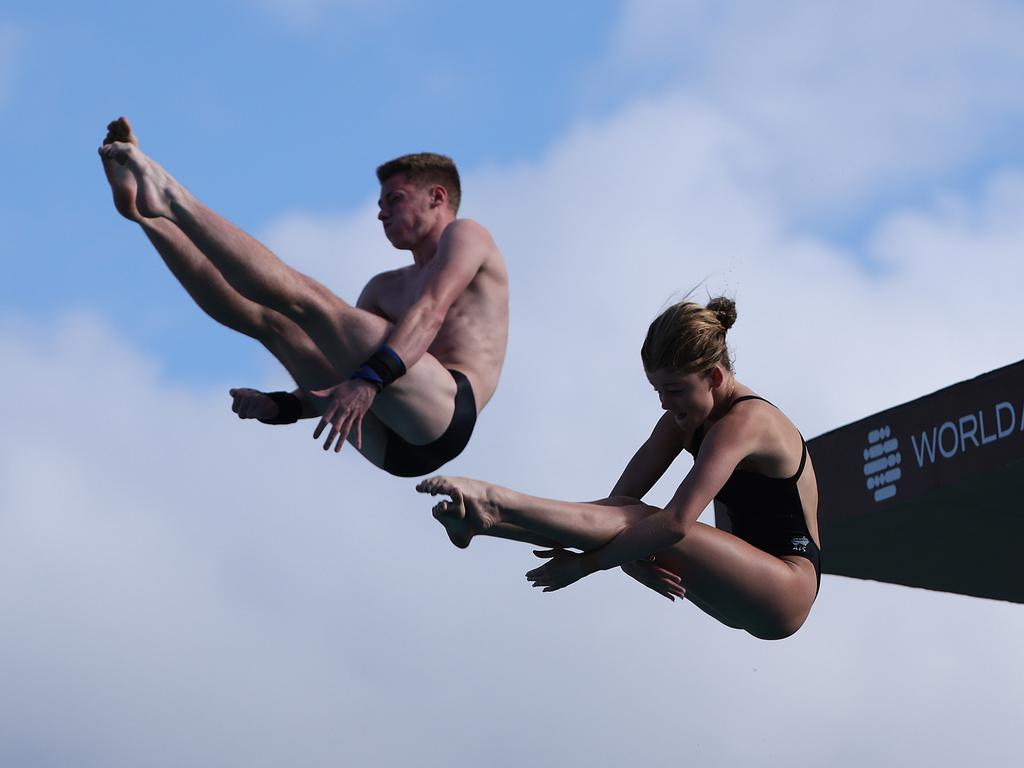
left=863, top=425, right=901, bottom=502
left=790, top=536, right=810, bottom=553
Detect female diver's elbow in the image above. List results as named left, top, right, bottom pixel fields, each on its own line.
left=665, top=513, right=690, bottom=543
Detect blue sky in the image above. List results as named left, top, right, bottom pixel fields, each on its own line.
left=3, top=2, right=1024, bottom=766
left=2, top=0, right=619, bottom=383
left=5, top=0, right=1024, bottom=387
left=7, top=0, right=1024, bottom=391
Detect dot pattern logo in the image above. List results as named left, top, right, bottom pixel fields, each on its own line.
left=863, top=426, right=901, bottom=502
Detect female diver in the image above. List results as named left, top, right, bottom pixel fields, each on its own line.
left=417, top=297, right=820, bottom=639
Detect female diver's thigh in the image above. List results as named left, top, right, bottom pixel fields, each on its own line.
left=655, top=522, right=817, bottom=638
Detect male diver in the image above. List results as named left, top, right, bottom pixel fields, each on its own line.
left=99, top=117, right=508, bottom=476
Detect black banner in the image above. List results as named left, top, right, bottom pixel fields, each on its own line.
left=806, top=360, right=1024, bottom=603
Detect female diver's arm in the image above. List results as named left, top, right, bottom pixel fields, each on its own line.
left=609, top=412, right=689, bottom=499
left=585, top=423, right=750, bottom=574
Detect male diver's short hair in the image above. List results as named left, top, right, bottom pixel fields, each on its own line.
left=376, top=153, right=461, bottom=213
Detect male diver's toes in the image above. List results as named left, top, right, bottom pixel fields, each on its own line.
left=104, top=122, right=125, bottom=145
left=111, top=116, right=133, bottom=140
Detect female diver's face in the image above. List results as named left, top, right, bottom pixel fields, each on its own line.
left=647, top=368, right=716, bottom=430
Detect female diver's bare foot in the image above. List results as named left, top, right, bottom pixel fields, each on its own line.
left=416, top=476, right=502, bottom=549
left=97, top=133, right=185, bottom=221
left=100, top=116, right=142, bottom=221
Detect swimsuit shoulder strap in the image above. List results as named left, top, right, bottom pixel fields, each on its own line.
left=730, top=394, right=775, bottom=408
left=791, top=438, right=808, bottom=482
left=731, top=395, right=807, bottom=481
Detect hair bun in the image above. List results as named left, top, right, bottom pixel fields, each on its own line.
left=707, top=297, right=737, bottom=331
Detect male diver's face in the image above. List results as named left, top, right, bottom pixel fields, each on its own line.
left=647, top=368, right=715, bottom=429
left=377, top=173, right=435, bottom=249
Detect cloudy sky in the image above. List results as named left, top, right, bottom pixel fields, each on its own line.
left=2, top=1, right=1023, bottom=765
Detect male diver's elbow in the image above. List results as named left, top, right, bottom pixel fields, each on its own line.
left=415, top=300, right=447, bottom=335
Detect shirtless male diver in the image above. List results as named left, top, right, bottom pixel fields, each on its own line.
left=99, top=117, right=508, bottom=477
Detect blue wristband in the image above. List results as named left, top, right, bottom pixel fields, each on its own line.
left=351, top=345, right=407, bottom=391
left=351, top=364, right=385, bottom=392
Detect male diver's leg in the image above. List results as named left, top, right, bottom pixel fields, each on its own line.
left=138, top=218, right=337, bottom=386
left=100, top=119, right=391, bottom=465
left=100, top=119, right=335, bottom=386
left=139, top=218, right=391, bottom=466
left=101, top=132, right=457, bottom=445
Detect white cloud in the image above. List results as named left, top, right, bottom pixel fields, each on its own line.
left=7, top=5, right=1024, bottom=764
left=234, top=84, right=1024, bottom=764
left=1, top=301, right=1021, bottom=765
left=603, top=0, right=1024, bottom=222
left=262, top=204, right=402, bottom=300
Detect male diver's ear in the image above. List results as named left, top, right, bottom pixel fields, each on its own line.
left=429, top=184, right=448, bottom=208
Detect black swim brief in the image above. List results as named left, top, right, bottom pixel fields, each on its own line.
left=382, top=369, right=477, bottom=477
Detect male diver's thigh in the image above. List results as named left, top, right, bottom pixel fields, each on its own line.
left=344, top=410, right=389, bottom=469
left=292, top=293, right=397, bottom=376
left=372, top=354, right=459, bottom=446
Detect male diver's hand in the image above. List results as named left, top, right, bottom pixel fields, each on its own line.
left=229, top=388, right=280, bottom=421
left=621, top=559, right=686, bottom=602
left=309, top=378, right=377, bottom=453
left=526, top=548, right=594, bottom=592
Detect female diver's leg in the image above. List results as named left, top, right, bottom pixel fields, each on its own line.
left=418, top=477, right=649, bottom=550
left=418, top=476, right=816, bottom=638
left=651, top=524, right=816, bottom=638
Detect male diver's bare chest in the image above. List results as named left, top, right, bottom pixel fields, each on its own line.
left=374, top=272, right=425, bottom=321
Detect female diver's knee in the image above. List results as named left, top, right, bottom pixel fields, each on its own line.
left=746, top=609, right=808, bottom=640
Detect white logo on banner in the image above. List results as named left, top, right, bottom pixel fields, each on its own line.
left=863, top=426, right=901, bottom=502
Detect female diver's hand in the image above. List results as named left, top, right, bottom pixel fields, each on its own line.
left=526, top=549, right=593, bottom=592
left=621, top=559, right=686, bottom=602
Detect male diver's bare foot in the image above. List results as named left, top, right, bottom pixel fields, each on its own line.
left=100, top=116, right=142, bottom=221
left=416, top=476, right=502, bottom=549
left=97, top=134, right=185, bottom=221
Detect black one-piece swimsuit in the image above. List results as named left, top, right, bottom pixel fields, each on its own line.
left=691, top=395, right=821, bottom=589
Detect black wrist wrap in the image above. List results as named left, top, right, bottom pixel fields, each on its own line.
left=351, top=346, right=407, bottom=392
left=258, top=391, right=303, bottom=425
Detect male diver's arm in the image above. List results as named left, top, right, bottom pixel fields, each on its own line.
left=230, top=387, right=319, bottom=424
left=609, top=412, right=688, bottom=499
left=374, top=220, right=493, bottom=370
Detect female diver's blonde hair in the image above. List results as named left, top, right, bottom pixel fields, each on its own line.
left=640, top=297, right=737, bottom=374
